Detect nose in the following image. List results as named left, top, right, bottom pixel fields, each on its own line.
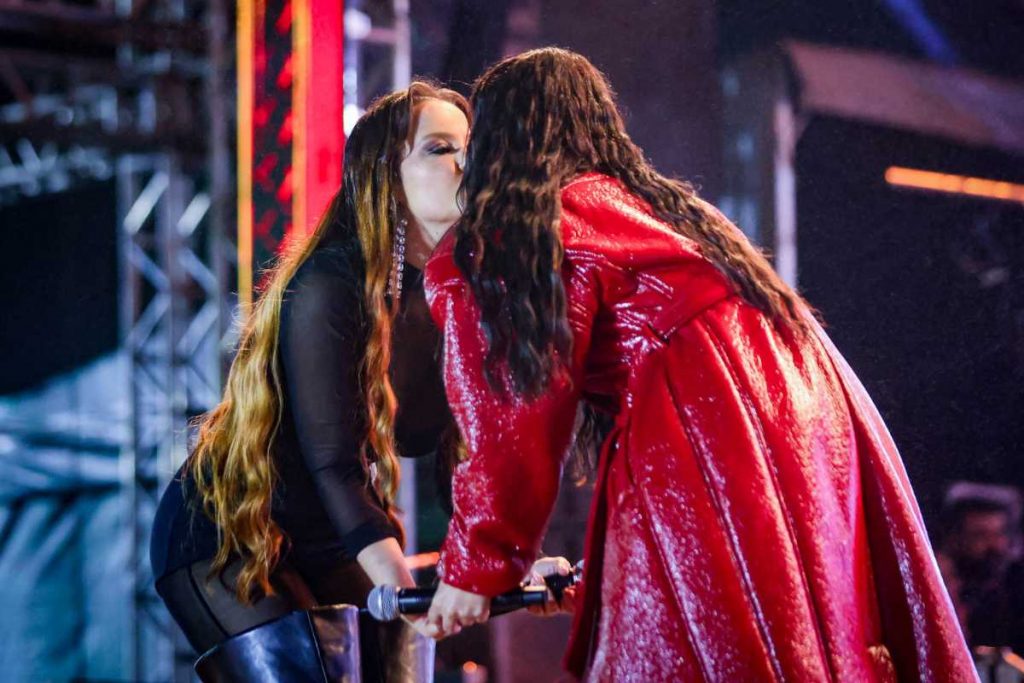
left=455, top=148, right=466, bottom=173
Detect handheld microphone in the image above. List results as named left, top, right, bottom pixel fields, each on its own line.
left=365, top=564, right=583, bottom=622
left=366, top=584, right=546, bottom=622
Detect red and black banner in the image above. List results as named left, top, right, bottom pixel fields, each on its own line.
left=237, top=0, right=344, bottom=306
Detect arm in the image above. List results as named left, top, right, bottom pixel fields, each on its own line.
left=425, top=249, right=600, bottom=597
left=280, top=262, right=411, bottom=587
left=357, top=538, right=414, bottom=587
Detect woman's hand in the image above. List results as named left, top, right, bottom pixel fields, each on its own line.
left=425, top=581, right=491, bottom=639
left=526, top=556, right=578, bottom=616
left=355, top=538, right=440, bottom=638
left=400, top=613, right=437, bottom=639
left=356, top=537, right=415, bottom=588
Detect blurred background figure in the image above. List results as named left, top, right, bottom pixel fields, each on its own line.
left=937, top=482, right=1024, bottom=655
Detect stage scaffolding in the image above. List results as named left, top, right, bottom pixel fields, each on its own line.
left=0, top=0, right=232, bottom=679
left=344, top=0, right=411, bottom=133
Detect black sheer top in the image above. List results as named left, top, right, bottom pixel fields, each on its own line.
left=150, top=235, right=451, bottom=581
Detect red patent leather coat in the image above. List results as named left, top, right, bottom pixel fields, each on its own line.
left=424, top=173, right=976, bottom=682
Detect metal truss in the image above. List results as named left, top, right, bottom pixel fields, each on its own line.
left=0, top=0, right=232, bottom=679
left=0, top=139, right=113, bottom=206
left=0, top=1, right=209, bottom=207
left=344, top=0, right=411, bottom=132
left=118, top=151, right=230, bottom=681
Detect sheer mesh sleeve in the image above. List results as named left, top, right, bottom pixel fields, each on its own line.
left=389, top=266, right=453, bottom=458
left=279, top=255, right=397, bottom=557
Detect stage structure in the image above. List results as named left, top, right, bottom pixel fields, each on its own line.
left=721, top=41, right=1024, bottom=528
left=721, top=41, right=1024, bottom=286
left=234, top=0, right=409, bottom=307
left=0, top=0, right=232, bottom=680
left=342, top=0, right=411, bottom=132
left=236, top=0, right=343, bottom=307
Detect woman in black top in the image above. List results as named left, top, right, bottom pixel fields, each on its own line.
left=150, top=82, right=469, bottom=680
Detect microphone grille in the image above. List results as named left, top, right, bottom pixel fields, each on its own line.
left=367, top=584, right=399, bottom=622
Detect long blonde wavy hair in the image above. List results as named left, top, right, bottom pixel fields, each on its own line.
left=188, top=82, right=470, bottom=602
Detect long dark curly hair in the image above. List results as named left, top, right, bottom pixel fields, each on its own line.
left=456, top=47, right=811, bottom=397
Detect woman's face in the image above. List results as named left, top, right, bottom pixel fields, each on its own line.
left=399, top=98, right=469, bottom=233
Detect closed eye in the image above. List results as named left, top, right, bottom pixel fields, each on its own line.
left=428, top=144, right=458, bottom=155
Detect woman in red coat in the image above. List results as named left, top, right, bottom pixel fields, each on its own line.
left=424, top=48, right=976, bottom=682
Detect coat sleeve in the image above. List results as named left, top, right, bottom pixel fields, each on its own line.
left=280, top=260, right=398, bottom=558
left=424, top=246, right=601, bottom=596
left=811, top=320, right=979, bottom=683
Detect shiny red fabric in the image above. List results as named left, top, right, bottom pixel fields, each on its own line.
left=424, top=173, right=976, bottom=682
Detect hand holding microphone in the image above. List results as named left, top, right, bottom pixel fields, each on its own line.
left=366, top=582, right=554, bottom=622
left=525, top=556, right=581, bottom=617
left=366, top=557, right=582, bottom=639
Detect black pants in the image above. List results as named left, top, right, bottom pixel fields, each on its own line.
left=155, top=556, right=406, bottom=682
